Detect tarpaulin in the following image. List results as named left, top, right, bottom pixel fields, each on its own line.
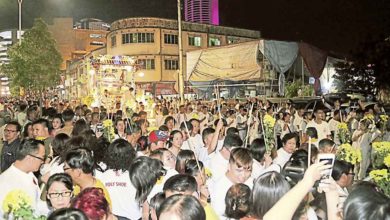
left=186, top=41, right=262, bottom=81
left=259, top=40, right=299, bottom=74
left=299, top=42, right=328, bottom=95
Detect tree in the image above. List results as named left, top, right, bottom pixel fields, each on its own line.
left=2, top=18, right=62, bottom=96
left=333, top=37, right=390, bottom=99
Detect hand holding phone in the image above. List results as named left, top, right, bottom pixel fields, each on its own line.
left=318, top=153, right=335, bottom=179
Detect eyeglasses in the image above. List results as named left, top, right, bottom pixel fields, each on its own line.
left=4, top=129, right=17, bottom=133
left=48, top=191, right=72, bottom=199
left=28, top=154, right=45, bottom=162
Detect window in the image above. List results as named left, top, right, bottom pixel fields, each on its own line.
left=90, top=34, right=102, bottom=38
left=122, top=33, right=154, bottom=44
left=137, top=59, right=155, bottom=70
left=90, top=41, right=104, bottom=46
left=227, top=36, right=240, bottom=44
left=209, top=37, right=221, bottom=46
left=164, top=59, right=179, bottom=70
left=111, top=36, right=116, bottom=47
left=188, top=36, right=201, bottom=46
left=164, top=34, right=178, bottom=44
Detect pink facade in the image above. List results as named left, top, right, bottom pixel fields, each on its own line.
left=184, top=0, right=219, bottom=25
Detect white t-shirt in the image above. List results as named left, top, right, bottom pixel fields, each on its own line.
left=273, top=148, right=292, bottom=168
left=209, top=151, right=229, bottom=182
left=210, top=174, right=253, bottom=220
left=306, top=120, right=331, bottom=141
left=95, top=168, right=141, bottom=220
left=182, top=135, right=210, bottom=167
left=147, top=168, right=178, bottom=203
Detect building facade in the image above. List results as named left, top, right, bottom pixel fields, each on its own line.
left=106, top=17, right=260, bottom=83
left=47, top=18, right=109, bottom=70
left=184, top=0, right=219, bottom=25
left=0, top=29, right=23, bottom=97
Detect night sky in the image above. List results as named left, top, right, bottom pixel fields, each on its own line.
left=0, top=0, right=389, bottom=55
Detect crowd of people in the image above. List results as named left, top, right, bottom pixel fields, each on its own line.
left=0, top=96, right=389, bottom=220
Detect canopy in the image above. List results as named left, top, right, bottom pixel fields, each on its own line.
left=186, top=41, right=262, bottom=81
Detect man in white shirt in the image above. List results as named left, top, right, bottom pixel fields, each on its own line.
left=0, top=139, right=47, bottom=216
left=293, top=107, right=305, bottom=132
left=331, top=160, right=354, bottom=209
left=306, top=108, right=331, bottom=141
left=209, top=134, right=243, bottom=182
left=210, top=148, right=253, bottom=220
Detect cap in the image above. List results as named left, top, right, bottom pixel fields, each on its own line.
left=148, top=130, right=169, bottom=143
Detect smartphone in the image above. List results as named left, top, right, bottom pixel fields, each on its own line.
left=318, top=153, right=335, bottom=179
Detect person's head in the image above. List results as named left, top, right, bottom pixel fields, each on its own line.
left=225, top=184, right=251, bottom=219
left=282, top=149, right=308, bottom=186
left=71, top=187, right=112, bottom=220
left=251, top=172, right=291, bottom=219
left=51, top=133, right=70, bottom=158
left=331, top=160, right=354, bottom=188
left=71, top=120, right=90, bottom=136
left=150, top=148, right=176, bottom=169
left=64, top=148, right=94, bottom=185
left=149, top=130, right=169, bottom=151
left=4, top=121, right=21, bottom=143
left=175, top=150, right=195, bottom=174
left=164, top=116, right=176, bottom=131
left=180, top=122, right=193, bottom=140
left=201, top=127, right=215, bottom=146
left=168, top=130, right=183, bottom=149
left=91, top=112, right=100, bottom=124
left=314, top=108, right=325, bottom=121
left=46, top=173, right=74, bottom=210
left=52, top=114, right=64, bottom=130
left=358, top=118, right=371, bottom=131
left=299, top=143, right=319, bottom=164
left=163, top=174, right=198, bottom=197
left=228, top=148, right=253, bottom=184
left=150, top=192, right=166, bottom=220
left=114, top=119, right=125, bottom=134
left=343, top=183, right=390, bottom=220
left=189, top=119, right=200, bottom=135
left=222, top=134, right=243, bottom=156
left=305, top=127, right=318, bottom=139
left=250, top=138, right=266, bottom=163
left=129, top=156, right=166, bottom=204
left=23, top=122, right=34, bottom=139
left=157, top=194, right=206, bottom=220
left=32, top=118, right=50, bottom=139
left=318, top=138, right=335, bottom=154
left=184, top=159, right=206, bottom=188
left=282, top=133, right=298, bottom=154
left=47, top=208, right=88, bottom=220
left=283, top=112, right=291, bottom=122
left=303, top=111, right=313, bottom=120
left=103, top=139, right=136, bottom=172
left=27, top=105, right=38, bottom=121
left=15, top=139, right=45, bottom=172
left=62, top=109, right=75, bottom=123
left=226, top=127, right=239, bottom=136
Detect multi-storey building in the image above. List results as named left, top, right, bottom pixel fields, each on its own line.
left=106, top=17, right=260, bottom=83
left=184, top=0, right=219, bottom=25
left=47, top=17, right=109, bottom=70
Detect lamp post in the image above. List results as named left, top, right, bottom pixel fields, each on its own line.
left=177, top=0, right=185, bottom=104
left=17, top=0, right=23, bottom=45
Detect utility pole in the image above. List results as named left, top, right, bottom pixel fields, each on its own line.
left=18, top=0, right=23, bottom=45
left=177, top=0, right=185, bottom=104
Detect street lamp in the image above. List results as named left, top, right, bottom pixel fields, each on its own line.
left=17, top=0, right=23, bottom=45
left=177, top=0, right=185, bottom=104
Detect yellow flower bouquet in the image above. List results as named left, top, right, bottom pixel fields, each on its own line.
left=369, top=141, right=390, bottom=197
left=262, top=114, right=276, bottom=154
left=336, top=143, right=362, bottom=165
left=372, top=142, right=390, bottom=169
left=102, top=119, right=115, bottom=143
left=337, top=122, right=351, bottom=144
left=2, top=190, right=45, bottom=220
